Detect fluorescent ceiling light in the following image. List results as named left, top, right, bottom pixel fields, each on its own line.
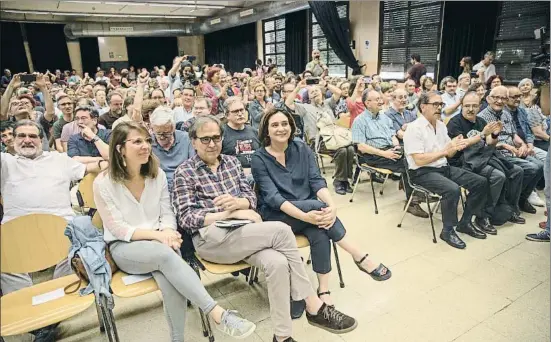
left=66, top=1, right=102, bottom=3
left=1, top=9, right=195, bottom=18
left=104, top=1, right=144, bottom=5
left=2, top=10, right=47, bottom=15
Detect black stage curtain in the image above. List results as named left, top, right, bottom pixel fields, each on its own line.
left=79, top=38, right=101, bottom=76
left=439, top=1, right=499, bottom=81
left=126, top=37, right=178, bottom=70
left=285, top=10, right=308, bottom=74
left=205, top=23, right=256, bottom=73
left=308, top=1, right=361, bottom=75
left=26, top=23, right=71, bottom=72
left=0, top=22, right=29, bottom=73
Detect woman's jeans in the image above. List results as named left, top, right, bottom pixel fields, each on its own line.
left=263, top=199, right=346, bottom=274
left=110, top=240, right=218, bottom=342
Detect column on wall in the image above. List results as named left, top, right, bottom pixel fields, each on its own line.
left=66, top=38, right=83, bottom=76
left=176, top=36, right=205, bottom=65
left=19, top=23, right=34, bottom=73
left=256, top=21, right=263, bottom=63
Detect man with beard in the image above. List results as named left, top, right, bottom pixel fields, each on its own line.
left=478, top=86, right=544, bottom=214
left=441, top=76, right=462, bottom=120
left=1, top=120, right=106, bottom=341
left=447, top=91, right=525, bottom=235
left=305, top=49, right=328, bottom=78
left=98, top=92, right=124, bottom=129
left=52, top=93, right=75, bottom=152
left=67, top=106, right=110, bottom=168
left=385, top=88, right=418, bottom=144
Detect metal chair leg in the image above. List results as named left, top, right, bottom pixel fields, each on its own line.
left=199, top=309, right=210, bottom=338
left=332, top=242, right=345, bottom=288
left=349, top=169, right=363, bottom=203
left=306, top=252, right=312, bottom=265
left=95, top=300, right=106, bottom=333
left=426, top=194, right=438, bottom=244
left=370, top=175, right=379, bottom=214
left=379, top=174, right=389, bottom=195
left=460, top=190, right=465, bottom=210
left=397, top=192, right=415, bottom=228
left=319, top=154, right=326, bottom=174
left=248, top=266, right=256, bottom=285
left=99, top=294, right=119, bottom=342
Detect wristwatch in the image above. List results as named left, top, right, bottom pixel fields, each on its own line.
left=91, top=135, right=100, bottom=143
left=478, top=132, right=486, bottom=140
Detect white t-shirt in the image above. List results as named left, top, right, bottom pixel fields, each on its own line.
left=1, top=152, right=86, bottom=223
left=473, top=61, right=496, bottom=81
left=403, top=115, right=451, bottom=170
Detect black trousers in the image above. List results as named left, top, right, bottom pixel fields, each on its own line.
left=358, top=153, right=413, bottom=200
left=410, top=166, right=487, bottom=230
left=478, top=164, right=523, bottom=216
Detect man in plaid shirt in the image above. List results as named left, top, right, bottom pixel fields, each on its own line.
left=478, top=86, right=543, bottom=214
left=172, top=116, right=357, bottom=342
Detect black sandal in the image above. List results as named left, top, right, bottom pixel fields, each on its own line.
left=317, top=289, right=335, bottom=308
left=354, top=254, right=392, bottom=281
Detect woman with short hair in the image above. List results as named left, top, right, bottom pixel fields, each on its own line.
left=94, top=121, right=256, bottom=341
left=252, top=109, right=392, bottom=308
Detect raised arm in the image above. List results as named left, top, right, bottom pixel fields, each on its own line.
left=0, top=74, right=21, bottom=121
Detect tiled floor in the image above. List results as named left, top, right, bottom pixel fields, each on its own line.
left=6, top=167, right=550, bottom=342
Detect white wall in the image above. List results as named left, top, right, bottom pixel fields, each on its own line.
left=97, top=37, right=128, bottom=62
left=177, top=36, right=205, bottom=65
left=349, top=1, right=380, bottom=76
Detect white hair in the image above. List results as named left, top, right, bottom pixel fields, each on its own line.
left=150, top=106, right=175, bottom=127
left=518, top=78, right=534, bottom=89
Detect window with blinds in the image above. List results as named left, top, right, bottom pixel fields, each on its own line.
left=263, top=17, right=286, bottom=73
left=494, top=1, right=550, bottom=82
left=309, top=2, right=349, bottom=77
left=378, top=1, right=443, bottom=80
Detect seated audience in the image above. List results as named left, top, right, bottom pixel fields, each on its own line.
left=149, top=106, right=195, bottom=191
left=478, top=86, right=544, bottom=215
left=285, top=79, right=355, bottom=195
left=518, top=80, right=550, bottom=151
left=352, top=90, right=428, bottom=218
left=486, top=74, right=503, bottom=91
left=93, top=121, right=255, bottom=340
left=221, top=97, right=260, bottom=172
left=274, top=82, right=305, bottom=140
left=440, top=76, right=462, bottom=120
left=248, top=83, right=274, bottom=130
left=176, top=96, right=212, bottom=132
left=172, top=116, right=357, bottom=342
left=1, top=119, right=105, bottom=340
left=447, top=91, right=525, bottom=233
left=252, top=108, right=392, bottom=304
left=0, top=121, right=15, bottom=154
left=468, top=83, right=487, bottom=112
left=405, top=79, right=419, bottom=111
left=174, top=86, right=195, bottom=124
left=385, top=88, right=417, bottom=143
left=345, top=77, right=367, bottom=127
left=526, top=143, right=550, bottom=242
left=98, top=92, right=124, bottom=129
left=456, top=73, right=471, bottom=98
left=403, top=92, right=488, bottom=249
left=67, top=106, right=110, bottom=168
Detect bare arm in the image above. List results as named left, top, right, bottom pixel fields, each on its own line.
left=285, top=80, right=306, bottom=110
left=73, top=156, right=103, bottom=164
left=316, top=188, right=335, bottom=208
left=410, top=149, right=449, bottom=166
left=532, top=125, right=550, bottom=141
left=0, top=74, right=21, bottom=121
left=35, top=74, right=54, bottom=122
left=357, top=142, right=384, bottom=156
left=280, top=201, right=310, bottom=222
left=443, top=100, right=461, bottom=115
left=326, top=83, right=341, bottom=102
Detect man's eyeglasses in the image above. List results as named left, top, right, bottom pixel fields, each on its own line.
left=193, top=106, right=208, bottom=111
left=197, top=135, right=223, bottom=145
left=463, top=104, right=480, bottom=110
left=154, top=132, right=173, bottom=140
left=125, top=137, right=153, bottom=145
left=426, top=102, right=444, bottom=108
left=509, top=95, right=521, bottom=100
left=491, top=96, right=508, bottom=102
left=15, top=133, right=40, bottom=139
left=229, top=108, right=246, bottom=115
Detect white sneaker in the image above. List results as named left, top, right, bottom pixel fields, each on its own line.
left=215, top=310, right=256, bottom=339
left=528, top=191, right=545, bottom=207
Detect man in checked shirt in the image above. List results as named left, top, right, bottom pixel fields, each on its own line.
left=172, top=116, right=357, bottom=342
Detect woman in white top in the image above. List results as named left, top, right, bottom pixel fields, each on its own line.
left=93, top=121, right=255, bottom=341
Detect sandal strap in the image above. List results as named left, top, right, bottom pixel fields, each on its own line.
left=356, top=253, right=369, bottom=265
left=317, top=290, right=331, bottom=297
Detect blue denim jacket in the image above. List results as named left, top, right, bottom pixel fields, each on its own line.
left=507, top=106, right=535, bottom=144
left=65, top=215, right=114, bottom=308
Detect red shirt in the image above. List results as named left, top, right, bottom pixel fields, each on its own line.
left=347, top=97, right=366, bottom=128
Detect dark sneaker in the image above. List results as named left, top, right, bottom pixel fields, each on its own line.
left=306, top=303, right=357, bottom=334
left=407, top=203, right=429, bottom=218
left=520, top=200, right=537, bottom=214
left=526, top=231, right=550, bottom=242
left=333, top=181, right=346, bottom=195
left=291, top=299, right=305, bottom=319
left=344, top=181, right=353, bottom=193
left=273, top=336, right=298, bottom=342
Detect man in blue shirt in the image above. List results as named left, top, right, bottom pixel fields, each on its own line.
left=352, top=89, right=428, bottom=218
left=385, top=88, right=418, bottom=144
left=67, top=106, right=111, bottom=170
left=150, top=106, right=195, bottom=192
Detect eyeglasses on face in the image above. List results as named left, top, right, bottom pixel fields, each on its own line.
left=197, top=135, right=223, bottom=145
left=229, top=108, right=246, bottom=115
left=15, top=133, right=40, bottom=139
left=426, top=102, right=444, bottom=108
left=154, top=132, right=173, bottom=140
left=490, top=96, right=508, bottom=102
left=125, top=137, right=153, bottom=145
